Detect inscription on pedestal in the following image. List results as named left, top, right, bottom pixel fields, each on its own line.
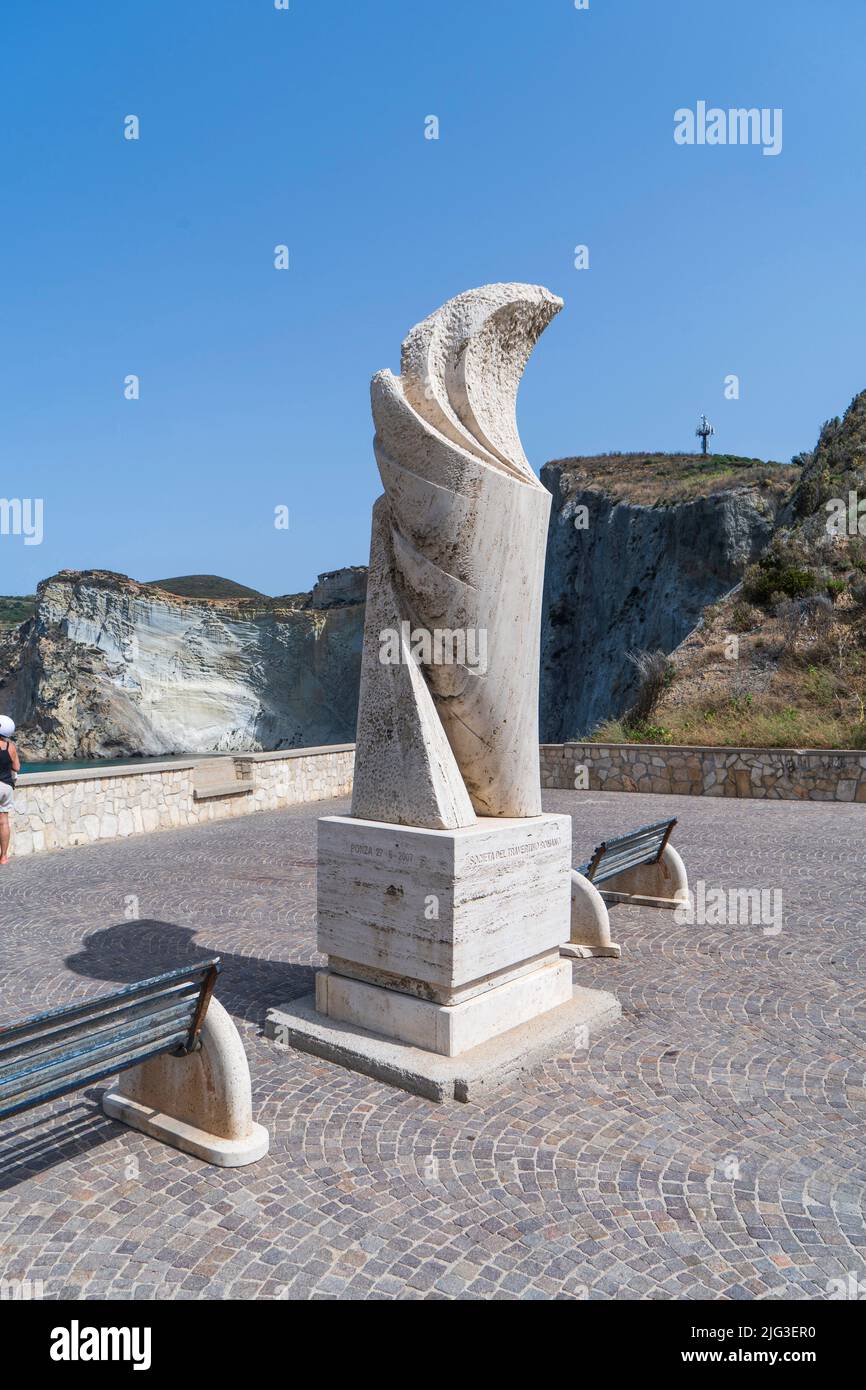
left=351, top=840, right=416, bottom=867
left=318, top=813, right=572, bottom=993
left=467, top=833, right=561, bottom=869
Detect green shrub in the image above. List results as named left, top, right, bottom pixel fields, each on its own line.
left=586, top=719, right=672, bottom=745
left=742, top=560, right=816, bottom=607
left=585, top=719, right=627, bottom=743
left=848, top=538, right=866, bottom=571
left=623, top=722, right=672, bottom=744
left=803, top=666, right=835, bottom=705
left=730, top=601, right=759, bottom=632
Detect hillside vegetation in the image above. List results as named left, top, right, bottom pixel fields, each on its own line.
left=0, top=595, right=36, bottom=633
left=547, top=452, right=797, bottom=506
left=147, top=575, right=268, bottom=600
left=592, top=393, right=866, bottom=749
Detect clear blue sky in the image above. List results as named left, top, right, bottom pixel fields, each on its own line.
left=2, top=0, right=864, bottom=597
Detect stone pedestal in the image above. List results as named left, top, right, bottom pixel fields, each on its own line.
left=323, top=811, right=567, bottom=980
left=268, top=812, right=622, bottom=1097
left=316, top=812, right=571, bottom=1053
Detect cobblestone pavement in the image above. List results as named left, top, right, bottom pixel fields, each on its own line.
left=0, top=791, right=863, bottom=1300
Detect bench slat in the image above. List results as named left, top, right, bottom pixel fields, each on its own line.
left=0, top=1006, right=197, bottom=1103
left=594, top=830, right=668, bottom=858
left=592, top=834, right=668, bottom=862
left=592, top=840, right=665, bottom=871
left=0, top=982, right=204, bottom=1066
left=589, top=819, right=675, bottom=855
left=0, top=961, right=219, bottom=1048
left=0, top=958, right=222, bottom=1125
left=0, top=1037, right=192, bottom=1123
left=579, top=818, right=677, bottom=884
left=592, top=850, right=665, bottom=884
left=0, top=999, right=198, bottom=1093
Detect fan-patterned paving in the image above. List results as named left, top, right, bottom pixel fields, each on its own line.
left=0, top=790, right=862, bottom=1300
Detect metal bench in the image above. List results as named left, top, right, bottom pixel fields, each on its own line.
left=0, top=960, right=220, bottom=1122
left=564, top=817, right=688, bottom=961
left=577, top=818, right=677, bottom=886
left=0, top=958, right=268, bottom=1166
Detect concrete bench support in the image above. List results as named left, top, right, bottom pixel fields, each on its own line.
left=103, top=998, right=269, bottom=1168
left=562, top=844, right=689, bottom=960
left=563, top=871, right=622, bottom=959
left=600, top=842, right=689, bottom=909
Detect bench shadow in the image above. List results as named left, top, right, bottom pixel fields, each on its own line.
left=0, top=1097, right=119, bottom=1192
left=0, top=927, right=313, bottom=1190
left=64, top=920, right=315, bottom=1026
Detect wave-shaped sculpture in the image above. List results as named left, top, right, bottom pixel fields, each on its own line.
left=351, top=283, right=563, bottom=829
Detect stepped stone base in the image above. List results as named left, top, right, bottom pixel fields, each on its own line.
left=266, top=984, right=621, bottom=1103
left=315, top=956, right=573, bottom=1057
left=269, top=810, right=621, bottom=1098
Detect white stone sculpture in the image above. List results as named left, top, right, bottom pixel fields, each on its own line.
left=271, top=285, right=620, bottom=1099
left=351, top=282, right=563, bottom=829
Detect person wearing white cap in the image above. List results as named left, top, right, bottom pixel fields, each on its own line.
left=0, top=715, right=20, bottom=863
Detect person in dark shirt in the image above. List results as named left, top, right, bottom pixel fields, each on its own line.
left=0, top=715, right=20, bottom=864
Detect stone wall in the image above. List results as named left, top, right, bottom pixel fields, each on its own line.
left=11, top=746, right=355, bottom=857
left=540, top=742, right=866, bottom=802
left=10, top=739, right=864, bottom=859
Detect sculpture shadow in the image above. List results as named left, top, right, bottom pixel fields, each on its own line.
left=64, top=920, right=314, bottom=1027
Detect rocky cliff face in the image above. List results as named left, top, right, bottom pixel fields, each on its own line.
left=640, top=394, right=866, bottom=751
left=539, top=456, right=797, bottom=740
left=0, top=456, right=804, bottom=760
left=0, top=568, right=366, bottom=759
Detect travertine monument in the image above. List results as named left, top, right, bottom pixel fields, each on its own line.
left=269, top=284, right=619, bottom=1099
left=351, top=282, right=558, bottom=827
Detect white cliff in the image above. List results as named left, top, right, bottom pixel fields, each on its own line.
left=0, top=568, right=365, bottom=759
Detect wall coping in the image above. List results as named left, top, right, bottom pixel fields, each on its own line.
left=18, top=760, right=200, bottom=788
left=17, top=743, right=356, bottom=788
left=233, top=744, right=355, bottom=763
left=544, top=741, right=866, bottom=759
left=19, top=739, right=860, bottom=790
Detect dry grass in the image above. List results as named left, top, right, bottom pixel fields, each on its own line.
left=590, top=585, right=866, bottom=749
left=545, top=453, right=798, bottom=506
left=594, top=705, right=866, bottom=750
